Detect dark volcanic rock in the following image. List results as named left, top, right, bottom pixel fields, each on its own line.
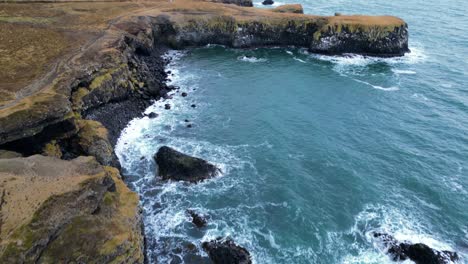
left=181, top=92, right=188, bottom=97
left=202, top=238, right=252, bottom=264
left=373, top=232, right=459, bottom=264
left=191, top=104, right=196, bottom=108
left=165, top=103, right=171, bottom=110
left=211, top=0, right=253, bottom=7
left=154, top=13, right=409, bottom=57
left=154, top=146, right=219, bottom=182
left=186, top=209, right=207, bottom=228
left=262, top=0, right=274, bottom=5
left=147, top=112, right=158, bottom=118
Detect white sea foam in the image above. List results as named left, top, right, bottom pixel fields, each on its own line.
left=320, top=202, right=467, bottom=264
left=285, top=50, right=293, bottom=55
left=311, top=45, right=427, bottom=67
left=293, top=57, right=307, bottom=63
left=237, top=55, right=267, bottom=63
left=352, top=78, right=400, bottom=91
left=392, top=69, right=417, bottom=75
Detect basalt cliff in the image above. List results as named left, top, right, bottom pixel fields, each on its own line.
left=0, top=0, right=409, bottom=262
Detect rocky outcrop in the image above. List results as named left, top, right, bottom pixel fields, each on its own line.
left=373, top=232, right=459, bottom=264
left=262, top=0, right=274, bottom=5
left=0, top=155, right=144, bottom=263
left=202, top=238, right=252, bottom=264
left=153, top=12, right=409, bottom=57
left=154, top=146, right=219, bottom=182
left=271, top=4, right=304, bottom=14
left=73, top=119, right=119, bottom=168
left=186, top=209, right=208, bottom=228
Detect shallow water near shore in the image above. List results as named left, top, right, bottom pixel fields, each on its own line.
left=116, top=0, right=468, bottom=263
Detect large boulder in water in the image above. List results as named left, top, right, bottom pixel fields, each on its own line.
left=202, top=238, right=252, bottom=264
left=373, top=232, right=459, bottom=264
left=154, top=146, right=219, bottom=182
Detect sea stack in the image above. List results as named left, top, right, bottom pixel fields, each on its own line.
left=154, top=146, right=219, bottom=182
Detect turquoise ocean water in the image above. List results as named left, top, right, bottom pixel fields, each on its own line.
left=116, top=0, right=468, bottom=263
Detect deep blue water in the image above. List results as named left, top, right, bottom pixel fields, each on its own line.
left=116, top=0, right=468, bottom=263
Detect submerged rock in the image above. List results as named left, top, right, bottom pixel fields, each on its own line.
left=147, top=112, right=159, bottom=118
left=202, top=238, right=252, bottom=264
left=181, top=92, right=188, bottom=97
left=373, top=232, right=459, bottom=264
left=262, top=0, right=274, bottom=5
left=165, top=103, right=171, bottom=110
left=186, top=209, right=208, bottom=228
left=154, top=146, right=219, bottom=182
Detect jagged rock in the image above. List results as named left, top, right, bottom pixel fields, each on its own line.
left=202, top=238, right=252, bottom=264
left=0, top=155, right=144, bottom=263
left=373, top=232, right=459, bottom=264
left=154, top=146, right=219, bottom=182
left=262, top=0, right=274, bottom=5
left=165, top=103, right=171, bottom=110
left=0, top=150, right=22, bottom=159
left=186, top=209, right=208, bottom=228
left=74, top=119, right=120, bottom=168
left=271, top=4, right=304, bottom=14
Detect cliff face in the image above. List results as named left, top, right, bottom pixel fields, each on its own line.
left=0, top=155, right=144, bottom=263
left=154, top=13, right=408, bottom=57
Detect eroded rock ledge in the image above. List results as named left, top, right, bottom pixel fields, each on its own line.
left=0, top=155, right=144, bottom=263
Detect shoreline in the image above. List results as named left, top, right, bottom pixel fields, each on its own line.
left=0, top=1, right=411, bottom=262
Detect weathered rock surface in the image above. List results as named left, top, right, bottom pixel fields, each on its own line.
left=155, top=13, right=408, bottom=57
left=154, top=146, right=219, bottom=182
left=74, top=119, right=120, bottom=168
left=373, top=232, right=459, bottom=264
left=202, top=238, right=252, bottom=264
left=0, top=155, right=144, bottom=263
left=271, top=4, right=304, bottom=14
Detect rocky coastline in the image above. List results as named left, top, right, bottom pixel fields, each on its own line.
left=0, top=0, right=412, bottom=262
